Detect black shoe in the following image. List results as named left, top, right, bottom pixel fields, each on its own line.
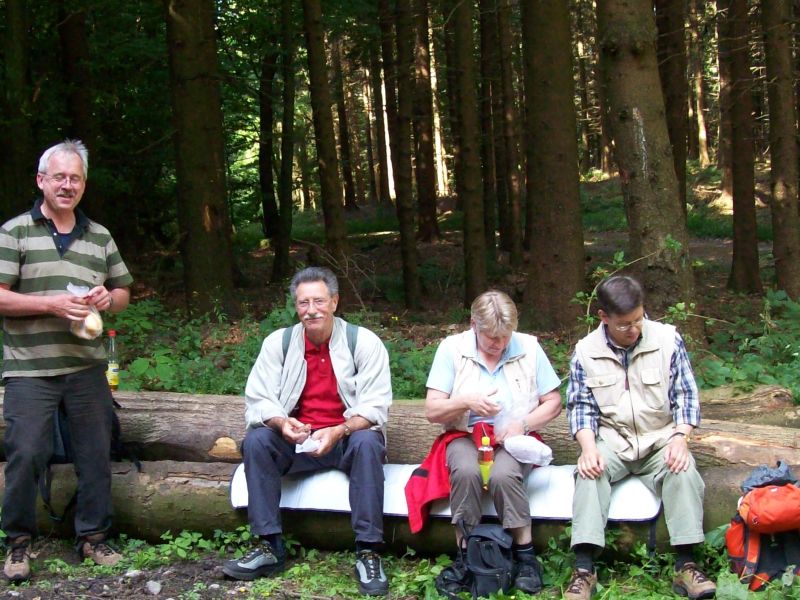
left=222, top=541, right=286, bottom=581
left=354, top=549, right=388, bottom=596
left=435, top=555, right=471, bottom=599
left=514, top=554, right=543, bottom=594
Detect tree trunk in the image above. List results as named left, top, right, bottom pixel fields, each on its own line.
left=700, top=385, right=800, bottom=427
left=259, top=46, right=280, bottom=239
left=724, top=0, right=762, bottom=294
left=440, top=0, right=464, bottom=209
left=369, top=48, right=393, bottom=208
left=496, top=0, right=523, bottom=266
left=271, top=0, right=297, bottom=283
left=301, top=0, right=348, bottom=263
left=57, top=3, right=104, bottom=225
left=9, top=460, right=759, bottom=554
left=0, top=0, right=36, bottom=218
left=164, top=0, right=236, bottom=316
left=654, top=0, right=688, bottom=214
left=413, top=0, right=441, bottom=242
left=689, top=0, right=712, bottom=167
left=363, top=68, right=379, bottom=206
left=596, top=0, right=696, bottom=318
left=429, top=35, right=450, bottom=198
left=716, top=0, right=733, bottom=203
left=332, top=38, right=359, bottom=212
left=761, top=0, right=800, bottom=299
left=394, top=0, right=422, bottom=308
left=577, top=4, right=593, bottom=173
left=379, top=0, right=400, bottom=203
left=521, top=0, right=585, bottom=330
left=298, top=122, right=314, bottom=212
left=478, top=0, right=498, bottom=260
left=452, top=0, right=487, bottom=306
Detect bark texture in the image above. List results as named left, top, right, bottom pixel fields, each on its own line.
left=301, top=0, right=348, bottom=262
left=596, top=0, right=695, bottom=317
left=521, top=0, right=585, bottom=330
left=164, top=0, right=236, bottom=315
left=762, top=0, right=800, bottom=298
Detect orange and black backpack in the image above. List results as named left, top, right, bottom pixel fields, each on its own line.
left=725, top=462, right=800, bottom=591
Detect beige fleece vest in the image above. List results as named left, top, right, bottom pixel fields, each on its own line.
left=574, top=320, right=676, bottom=461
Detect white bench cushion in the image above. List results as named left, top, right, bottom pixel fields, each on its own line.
left=230, top=463, right=661, bottom=522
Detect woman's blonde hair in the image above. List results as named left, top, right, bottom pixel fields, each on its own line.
left=470, top=290, right=518, bottom=337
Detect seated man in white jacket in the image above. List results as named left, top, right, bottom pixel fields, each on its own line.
left=222, top=267, right=393, bottom=597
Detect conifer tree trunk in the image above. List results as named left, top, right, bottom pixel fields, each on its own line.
left=596, top=0, right=695, bottom=316
left=478, top=0, right=498, bottom=259
left=164, top=0, right=236, bottom=315
left=441, top=0, right=464, bottom=209
left=379, top=0, right=399, bottom=201
left=452, top=0, right=486, bottom=305
left=521, top=0, right=584, bottom=330
left=1, top=0, right=36, bottom=218
left=429, top=38, right=450, bottom=198
left=497, top=0, right=523, bottom=266
left=762, top=0, right=800, bottom=298
left=413, top=0, right=441, bottom=242
left=723, top=0, right=762, bottom=294
left=369, top=48, right=393, bottom=208
left=271, top=0, right=296, bottom=283
left=301, top=0, right=348, bottom=262
left=716, top=0, right=733, bottom=203
left=394, top=0, right=421, bottom=308
left=655, top=0, right=688, bottom=213
left=259, top=47, right=280, bottom=239
left=332, top=38, right=358, bottom=212
left=689, top=0, right=711, bottom=167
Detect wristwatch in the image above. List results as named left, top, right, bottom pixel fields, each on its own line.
left=342, top=423, right=352, bottom=437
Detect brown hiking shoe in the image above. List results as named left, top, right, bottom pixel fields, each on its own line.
left=4, top=536, right=31, bottom=583
left=79, top=534, right=122, bottom=566
left=673, top=562, right=716, bottom=599
left=564, top=568, right=597, bottom=600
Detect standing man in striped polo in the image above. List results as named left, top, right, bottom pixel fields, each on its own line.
left=0, top=140, right=133, bottom=582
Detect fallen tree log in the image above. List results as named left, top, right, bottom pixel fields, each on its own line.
left=700, top=384, right=800, bottom=428
left=2, top=460, right=760, bottom=555
left=0, top=387, right=795, bottom=466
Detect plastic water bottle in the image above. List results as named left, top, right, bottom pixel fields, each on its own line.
left=478, top=435, right=494, bottom=489
left=106, top=330, right=119, bottom=391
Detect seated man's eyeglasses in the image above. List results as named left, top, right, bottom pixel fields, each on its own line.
left=296, top=298, right=330, bottom=309
left=613, top=318, right=644, bottom=332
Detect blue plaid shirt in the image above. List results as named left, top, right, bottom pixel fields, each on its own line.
left=566, top=324, right=700, bottom=437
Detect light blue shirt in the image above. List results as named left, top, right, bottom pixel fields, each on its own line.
left=426, top=331, right=561, bottom=426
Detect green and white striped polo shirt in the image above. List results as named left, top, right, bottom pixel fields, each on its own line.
left=0, top=201, right=133, bottom=377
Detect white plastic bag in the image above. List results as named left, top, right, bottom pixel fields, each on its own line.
left=66, top=283, right=103, bottom=340
left=503, top=435, right=553, bottom=466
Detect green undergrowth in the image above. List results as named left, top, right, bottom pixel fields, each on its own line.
left=22, top=525, right=800, bottom=599
left=694, top=289, right=800, bottom=399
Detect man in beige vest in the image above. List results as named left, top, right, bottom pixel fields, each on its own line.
left=563, top=276, right=716, bottom=600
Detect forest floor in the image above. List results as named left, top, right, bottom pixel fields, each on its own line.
left=0, top=174, right=775, bottom=598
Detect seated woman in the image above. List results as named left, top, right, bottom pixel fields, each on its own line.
left=425, top=290, right=562, bottom=596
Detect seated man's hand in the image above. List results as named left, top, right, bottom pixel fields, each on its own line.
left=281, top=417, right=311, bottom=444
left=664, top=435, right=691, bottom=474
left=308, top=426, right=341, bottom=458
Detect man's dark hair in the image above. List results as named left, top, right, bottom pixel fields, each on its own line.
left=289, top=266, right=339, bottom=300
left=595, top=275, right=644, bottom=315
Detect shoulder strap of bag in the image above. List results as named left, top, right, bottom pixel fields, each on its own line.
left=281, top=322, right=358, bottom=363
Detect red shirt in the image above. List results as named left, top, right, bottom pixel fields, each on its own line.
left=293, top=334, right=346, bottom=430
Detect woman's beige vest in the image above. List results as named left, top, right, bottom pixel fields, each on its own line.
left=574, top=320, right=676, bottom=461
left=444, top=330, right=540, bottom=432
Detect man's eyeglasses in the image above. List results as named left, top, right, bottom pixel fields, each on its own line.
left=613, top=319, right=644, bottom=332
left=296, top=298, right=330, bottom=309
left=42, top=173, right=85, bottom=186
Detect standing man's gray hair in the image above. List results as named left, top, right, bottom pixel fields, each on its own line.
left=289, top=267, right=339, bottom=300
left=37, top=140, right=89, bottom=179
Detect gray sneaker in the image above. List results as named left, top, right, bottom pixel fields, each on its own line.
left=354, top=549, right=388, bottom=596
left=222, top=541, right=286, bottom=581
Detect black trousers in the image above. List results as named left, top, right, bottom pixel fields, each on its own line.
left=2, top=365, right=114, bottom=540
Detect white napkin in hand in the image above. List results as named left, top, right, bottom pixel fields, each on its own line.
left=503, top=435, right=553, bottom=466
left=295, top=437, right=321, bottom=453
